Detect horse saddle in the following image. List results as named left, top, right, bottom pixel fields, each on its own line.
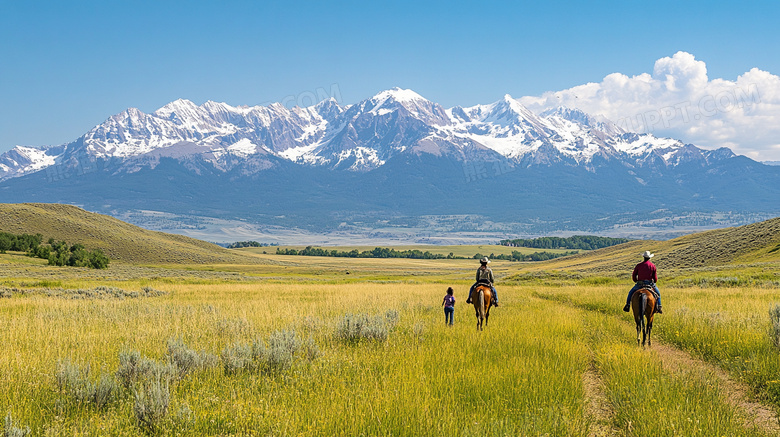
left=638, top=285, right=660, bottom=302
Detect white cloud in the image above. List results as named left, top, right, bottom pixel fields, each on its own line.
left=519, top=52, right=780, bottom=161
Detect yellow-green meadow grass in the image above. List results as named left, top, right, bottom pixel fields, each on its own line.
left=2, top=242, right=780, bottom=435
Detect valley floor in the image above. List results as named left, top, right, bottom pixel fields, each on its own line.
left=2, top=252, right=780, bottom=436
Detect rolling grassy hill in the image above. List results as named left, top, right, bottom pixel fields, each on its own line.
left=529, top=216, right=780, bottom=274
left=0, top=203, right=262, bottom=264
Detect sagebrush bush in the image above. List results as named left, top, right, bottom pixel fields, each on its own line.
left=336, top=310, right=399, bottom=342
left=384, top=309, right=400, bottom=327
left=14, top=286, right=169, bottom=300
left=133, top=377, right=170, bottom=435
left=3, top=413, right=31, bottom=437
left=769, top=304, right=780, bottom=349
left=166, top=338, right=219, bottom=379
left=215, top=317, right=253, bottom=338
left=264, top=329, right=301, bottom=370
left=302, top=337, right=320, bottom=361
left=221, top=343, right=253, bottom=374
left=221, top=328, right=316, bottom=374
left=172, top=404, right=194, bottom=428
left=116, top=350, right=176, bottom=389
left=55, top=359, right=120, bottom=410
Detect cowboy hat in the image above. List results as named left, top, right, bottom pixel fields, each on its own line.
left=480, top=257, right=490, bottom=263
left=641, top=251, right=654, bottom=258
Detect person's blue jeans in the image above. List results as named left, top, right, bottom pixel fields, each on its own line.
left=626, top=280, right=661, bottom=307
left=444, top=307, right=454, bottom=325
left=468, top=283, right=498, bottom=303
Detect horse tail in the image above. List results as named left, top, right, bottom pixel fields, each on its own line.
left=640, top=293, right=647, bottom=330
left=477, top=289, right=485, bottom=321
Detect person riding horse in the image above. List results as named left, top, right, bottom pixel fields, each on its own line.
left=466, top=257, right=499, bottom=307
left=623, top=250, right=663, bottom=314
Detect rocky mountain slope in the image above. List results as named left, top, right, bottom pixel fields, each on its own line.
left=0, top=88, right=738, bottom=181
left=0, top=88, right=777, bottom=237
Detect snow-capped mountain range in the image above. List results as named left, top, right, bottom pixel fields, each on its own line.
left=0, top=88, right=736, bottom=181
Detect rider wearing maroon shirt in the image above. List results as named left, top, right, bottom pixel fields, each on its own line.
left=623, top=250, right=663, bottom=314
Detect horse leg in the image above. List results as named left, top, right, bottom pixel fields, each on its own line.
left=647, top=318, right=654, bottom=347
left=477, top=290, right=485, bottom=331
left=641, top=294, right=649, bottom=347
left=636, top=322, right=641, bottom=346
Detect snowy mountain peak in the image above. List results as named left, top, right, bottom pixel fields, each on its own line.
left=497, top=94, right=533, bottom=116
left=202, top=100, right=232, bottom=112
left=352, top=88, right=450, bottom=126
left=0, top=88, right=741, bottom=181
left=154, top=99, right=199, bottom=118
left=541, top=106, right=625, bottom=136
left=370, top=87, right=426, bottom=104
left=111, top=107, right=146, bottom=121
left=462, top=94, right=547, bottom=132
left=313, top=97, right=345, bottom=121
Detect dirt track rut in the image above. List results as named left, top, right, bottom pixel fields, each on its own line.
left=582, top=363, right=620, bottom=437
left=654, top=342, right=780, bottom=436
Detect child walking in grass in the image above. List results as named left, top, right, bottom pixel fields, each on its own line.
left=442, top=287, right=455, bottom=326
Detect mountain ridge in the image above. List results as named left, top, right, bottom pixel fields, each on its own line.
left=0, top=87, right=746, bottom=181
left=1, top=88, right=778, bottom=239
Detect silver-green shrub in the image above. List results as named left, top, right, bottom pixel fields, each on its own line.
left=55, top=359, right=120, bottom=410
left=221, top=343, right=253, bottom=374
left=336, top=310, right=399, bottom=342
left=215, top=317, right=253, bottom=338
left=302, top=337, right=320, bottom=361
left=221, top=328, right=315, bottom=374
left=172, top=404, right=194, bottom=428
left=133, top=377, right=170, bottom=434
left=3, top=413, right=31, bottom=437
left=262, top=329, right=301, bottom=371
left=166, top=339, right=219, bottom=379
left=116, top=350, right=176, bottom=389
left=770, top=304, right=780, bottom=349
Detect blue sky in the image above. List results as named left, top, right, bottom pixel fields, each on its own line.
left=2, top=0, right=780, bottom=159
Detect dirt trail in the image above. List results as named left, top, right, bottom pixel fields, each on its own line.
left=582, top=363, right=620, bottom=437
left=654, top=342, right=780, bottom=436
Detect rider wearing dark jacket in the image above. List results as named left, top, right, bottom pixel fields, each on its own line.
left=466, top=257, right=499, bottom=307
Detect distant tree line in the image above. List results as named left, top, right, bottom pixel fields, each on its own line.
left=0, top=231, right=109, bottom=269
left=499, top=235, right=631, bottom=250
left=276, top=246, right=576, bottom=262
left=276, top=246, right=456, bottom=260
left=0, top=232, right=42, bottom=253
left=474, top=251, right=578, bottom=262
left=226, top=241, right=279, bottom=249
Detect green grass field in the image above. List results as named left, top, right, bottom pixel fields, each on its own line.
left=3, top=207, right=780, bottom=435
left=2, top=241, right=780, bottom=436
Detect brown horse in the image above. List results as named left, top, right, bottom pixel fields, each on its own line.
left=631, top=288, right=657, bottom=347
left=472, top=284, right=493, bottom=331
